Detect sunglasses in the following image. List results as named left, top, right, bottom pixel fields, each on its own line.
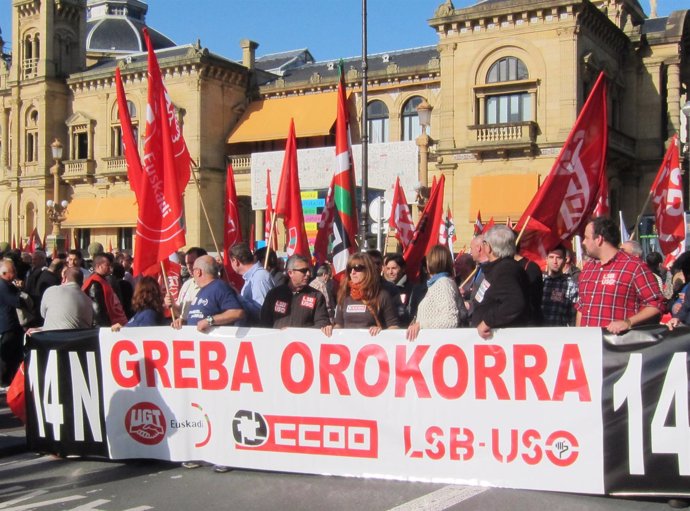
left=291, top=267, right=310, bottom=274
left=348, top=264, right=366, bottom=273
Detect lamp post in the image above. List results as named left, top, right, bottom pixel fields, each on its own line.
left=415, top=98, right=433, bottom=213
left=46, top=138, right=68, bottom=251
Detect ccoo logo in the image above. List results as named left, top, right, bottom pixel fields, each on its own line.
left=232, top=410, right=269, bottom=447
left=125, top=402, right=166, bottom=445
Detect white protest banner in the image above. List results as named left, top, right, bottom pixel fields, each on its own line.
left=100, top=326, right=603, bottom=493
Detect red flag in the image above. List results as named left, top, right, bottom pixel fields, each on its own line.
left=131, top=29, right=191, bottom=275
left=26, top=228, right=39, bottom=254
left=41, top=232, right=47, bottom=251
left=516, top=72, right=608, bottom=262
left=64, top=232, right=70, bottom=251
left=439, top=207, right=457, bottom=254
left=389, top=177, right=415, bottom=250
left=18, top=236, right=24, bottom=252
left=593, top=166, right=609, bottom=217
left=11, top=235, right=15, bottom=250
left=474, top=210, right=483, bottom=236
left=403, top=174, right=445, bottom=282
left=264, top=169, right=278, bottom=250
left=274, top=119, right=310, bottom=258
left=108, top=239, right=113, bottom=253
left=481, top=217, right=495, bottom=234
left=313, top=173, right=336, bottom=265
left=651, top=135, right=685, bottom=256
left=145, top=257, right=182, bottom=319
left=249, top=223, right=255, bottom=251
left=223, top=163, right=245, bottom=291
left=331, top=66, right=358, bottom=276
left=115, top=67, right=142, bottom=196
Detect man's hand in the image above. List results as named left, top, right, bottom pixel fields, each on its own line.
left=196, top=318, right=211, bottom=333
left=321, top=325, right=333, bottom=337
left=406, top=322, right=420, bottom=342
left=171, top=317, right=184, bottom=330
left=477, top=320, right=492, bottom=340
left=606, top=319, right=631, bottom=335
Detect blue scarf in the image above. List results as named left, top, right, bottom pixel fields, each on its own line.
left=427, top=272, right=449, bottom=288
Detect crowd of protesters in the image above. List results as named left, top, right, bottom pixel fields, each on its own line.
left=1, top=216, right=689, bottom=389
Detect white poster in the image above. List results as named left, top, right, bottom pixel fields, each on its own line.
left=100, top=326, right=604, bottom=494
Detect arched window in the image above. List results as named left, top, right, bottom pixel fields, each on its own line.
left=401, top=96, right=424, bottom=141
left=482, top=57, right=532, bottom=125
left=22, top=33, right=39, bottom=78
left=367, top=100, right=389, bottom=143
left=25, top=202, right=36, bottom=237
left=25, top=108, right=38, bottom=163
left=111, top=100, right=138, bottom=157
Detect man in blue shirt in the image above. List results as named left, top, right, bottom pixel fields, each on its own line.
left=228, top=243, right=274, bottom=325
left=173, top=255, right=245, bottom=332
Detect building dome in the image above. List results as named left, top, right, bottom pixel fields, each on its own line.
left=85, top=0, right=175, bottom=55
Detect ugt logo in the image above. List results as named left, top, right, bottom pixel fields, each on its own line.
left=125, top=402, right=166, bottom=445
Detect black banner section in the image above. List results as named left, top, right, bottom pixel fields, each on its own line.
left=25, top=328, right=108, bottom=457
left=602, top=325, right=690, bottom=497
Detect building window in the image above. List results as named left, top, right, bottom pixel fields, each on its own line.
left=486, top=93, right=532, bottom=124
left=22, top=33, right=39, bottom=79
left=367, top=100, right=389, bottom=143
left=75, top=228, right=90, bottom=250
left=487, top=57, right=528, bottom=83
left=111, top=100, right=138, bottom=157
left=118, top=227, right=133, bottom=251
left=66, top=113, right=95, bottom=161
left=402, top=96, right=423, bottom=141
left=475, top=56, right=536, bottom=126
left=25, top=109, right=38, bottom=163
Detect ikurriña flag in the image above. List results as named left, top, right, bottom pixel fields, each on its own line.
left=389, top=177, right=415, bottom=250
left=474, top=210, right=483, bottom=236
left=651, top=134, right=685, bottom=257
left=223, top=163, right=245, bottom=291
left=403, top=174, right=445, bottom=282
left=131, top=28, right=192, bottom=275
left=274, top=119, right=311, bottom=259
left=332, top=65, right=358, bottom=277
left=516, top=71, right=608, bottom=263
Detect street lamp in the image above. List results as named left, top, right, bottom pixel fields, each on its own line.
left=415, top=98, right=433, bottom=212
left=46, top=138, right=68, bottom=250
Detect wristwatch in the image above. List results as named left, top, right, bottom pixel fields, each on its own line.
left=205, top=315, right=215, bottom=326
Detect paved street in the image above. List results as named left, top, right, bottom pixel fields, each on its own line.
left=0, top=391, right=681, bottom=511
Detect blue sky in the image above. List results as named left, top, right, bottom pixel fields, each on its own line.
left=0, top=0, right=686, bottom=62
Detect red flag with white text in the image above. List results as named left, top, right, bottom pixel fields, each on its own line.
left=132, top=29, right=191, bottom=275
left=275, top=119, right=311, bottom=259
left=403, top=174, right=445, bottom=282
left=389, top=177, right=415, bottom=249
left=516, top=72, right=608, bottom=263
left=474, top=210, right=483, bottom=236
left=651, top=135, right=685, bottom=257
left=223, top=163, right=245, bottom=291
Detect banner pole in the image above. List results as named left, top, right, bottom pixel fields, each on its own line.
left=459, top=266, right=477, bottom=290
left=515, top=215, right=531, bottom=246
left=190, top=161, right=221, bottom=256
left=160, top=260, right=176, bottom=322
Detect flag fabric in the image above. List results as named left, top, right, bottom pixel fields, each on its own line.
left=223, top=163, right=245, bottom=291
left=438, top=207, right=457, bottom=251
left=389, top=177, right=415, bottom=249
left=11, top=235, right=15, bottom=250
left=264, top=169, right=278, bottom=251
left=274, top=119, right=311, bottom=259
left=515, top=71, right=608, bottom=263
left=403, top=174, right=445, bottom=282
left=651, top=135, right=685, bottom=257
left=249, top=223, right=255, bottom=251
left=18, top=236, right=24, bottom=252
left=331, top=66, right=358, bottom=277
left=481, top=217, right=495, bottom=235
left=474, top=210, right=483, bottom=236
left=64, top=233, right=70, bottom=252
left=619, top=210, right=630, bottom=243
left=130, top=29, right=191, bottom=275
left=593, top=167, right=609, bottom=217
left=157, top=257, right=181, bottom=319
left=115, top=67, right=143, bottom=196
left=108, top=239, right=113, bottom=253
left=313, top=174, right=336, bottom=265
left=26, top=228, right=40, bottom=254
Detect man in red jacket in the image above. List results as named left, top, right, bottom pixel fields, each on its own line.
left=82, top=253, right=127, bottom=326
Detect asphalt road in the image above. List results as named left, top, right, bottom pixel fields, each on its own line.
left=0, top=452, right=679, bottom=511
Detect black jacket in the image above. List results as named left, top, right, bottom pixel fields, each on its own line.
left=261, top=284, right=330, bottom=329
left=470, top=257, right=529, bottom=328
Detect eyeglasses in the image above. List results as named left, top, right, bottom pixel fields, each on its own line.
left=291, top=267, right=310, bottom=274
left=348, top=264, right=366, bottom=273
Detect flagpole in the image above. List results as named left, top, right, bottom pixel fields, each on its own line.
left=159, top=261, right=177, bottom=322
left=515, top=215, right=531, bottom=246
left=459, top=267, right=477, bottom=290
left=631, top=192, right=653, bottom=241
left=359, top=0, right=369, bottom=250
left=190, top=161, right=222, bottom=256
left=265, top=214, right=278, bottom=268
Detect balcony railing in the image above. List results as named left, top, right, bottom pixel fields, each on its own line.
left=229, top=154, right=251, bottom=173
left=608, top=128, right=636, bottom=159
left=62, top=159, right=95, bottom=183
left=467, top=121, right=538, bottom=157
left=22, top=58, right=38, bottom=79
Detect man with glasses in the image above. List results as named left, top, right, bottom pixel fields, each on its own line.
left=261, top=255, right=332, bottom=335
left=165, top=247, right=207, bottom=322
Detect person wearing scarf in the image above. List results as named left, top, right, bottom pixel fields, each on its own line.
left=334, top=253, right=400, bottom=336
left=407, top=245, right=467, bottom=341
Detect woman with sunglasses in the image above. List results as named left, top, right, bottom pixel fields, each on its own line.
left=406, top=244, right=467, bottom=341
left=334, top=253, right=400, bottom=335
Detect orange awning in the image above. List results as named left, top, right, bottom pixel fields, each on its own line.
left=63, top=196, right=137, bottom=228
left=469, top=173, right=541, bottom=221
left=227, top=92, right=338, bottom=143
